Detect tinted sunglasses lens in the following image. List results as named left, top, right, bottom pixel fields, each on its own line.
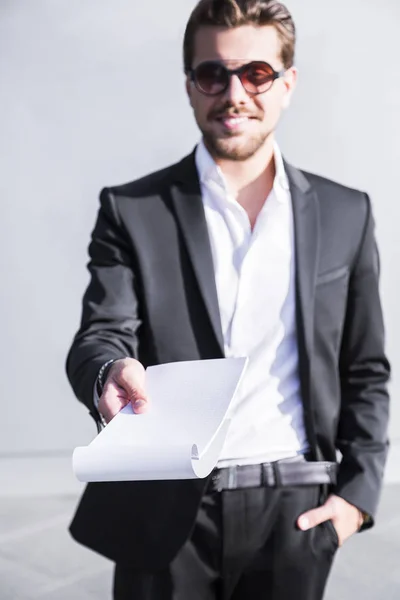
left=194, top=63, right=228, bottom=95
left=241, top=62, right=275, bottom=93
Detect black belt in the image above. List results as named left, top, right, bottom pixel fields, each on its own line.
left=209, top=455, right=337, bottom=492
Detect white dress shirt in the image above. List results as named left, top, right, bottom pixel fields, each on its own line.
left=195, top=139, right=309, bottom=467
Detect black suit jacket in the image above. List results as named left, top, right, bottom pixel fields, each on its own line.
left=66, top=152, right=390, bottom=570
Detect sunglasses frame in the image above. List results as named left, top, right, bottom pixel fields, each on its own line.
left=188, top=60, right=286, bottom=97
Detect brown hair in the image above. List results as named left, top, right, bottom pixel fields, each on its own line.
left=183, top=0, right=296, bottom=72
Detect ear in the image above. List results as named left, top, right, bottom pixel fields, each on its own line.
left=185, top=77, right=194, bottom=108
left=281, top=66, right=297, bottom=109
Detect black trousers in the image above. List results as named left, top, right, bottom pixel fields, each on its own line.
left=113, top=484, right=338, bottom=600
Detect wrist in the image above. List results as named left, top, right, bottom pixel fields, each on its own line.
left=94, top=359, right=119, bottom=428
left=96, top=358, right=119, bottom=398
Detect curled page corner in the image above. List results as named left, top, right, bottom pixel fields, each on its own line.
left=191, top=418, right=232, bottom=479
left=73, top=442, right=195, bottom=482
left=72, top=357, right=247, bottom=482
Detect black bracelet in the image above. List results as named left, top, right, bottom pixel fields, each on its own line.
left=96, top=359, right=118, bottom=397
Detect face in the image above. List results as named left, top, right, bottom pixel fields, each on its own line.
left=186, top=25, right=297, bottom=161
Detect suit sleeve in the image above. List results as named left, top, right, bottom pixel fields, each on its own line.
left=66, top=188, right=141, bottom=420
left=334, top=194, right=390, bottom=525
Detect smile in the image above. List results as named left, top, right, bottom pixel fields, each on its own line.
left=217, top=116, right=253, bottom=130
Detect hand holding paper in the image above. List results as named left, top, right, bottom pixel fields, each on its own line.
left=73, top=357, right=248, bottom=483
left=98, top=357, right=149, bottom=421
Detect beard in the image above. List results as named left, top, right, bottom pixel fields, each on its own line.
left=202, top=127, right=270, bottom=161
left=197, top=102, right=271, bottom=161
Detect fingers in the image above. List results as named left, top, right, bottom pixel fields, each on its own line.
left=297, top=502, right=334, bottom=531
left=98, top=380, right=129, bottom=423
left=297, top=494, right=363, bottom=548
left=99, top=358, right=149, bottom=420
left=116, top=360, right=148, bottom=413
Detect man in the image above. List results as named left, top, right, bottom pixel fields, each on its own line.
left=66, top=1, right=390, bottom=598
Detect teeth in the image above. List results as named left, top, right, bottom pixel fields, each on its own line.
left=223, top=117, right=248, bottom=124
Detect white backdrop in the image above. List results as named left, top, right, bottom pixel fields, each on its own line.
left=1, top=0, right=398, bottom=490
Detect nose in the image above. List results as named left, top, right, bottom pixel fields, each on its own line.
left=223, top=74, right=250, bottom=105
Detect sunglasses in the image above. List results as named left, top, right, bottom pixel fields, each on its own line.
left=188, top=60, right=286, bottom=96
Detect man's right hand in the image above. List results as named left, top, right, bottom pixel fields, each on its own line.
left=98, top=358, right=148, bottom=423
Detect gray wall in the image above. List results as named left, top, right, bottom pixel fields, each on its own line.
left=1, top=1, right=399, bottom=489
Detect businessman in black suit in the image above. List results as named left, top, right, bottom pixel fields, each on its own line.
left=66, top=1, right=390, bottom=598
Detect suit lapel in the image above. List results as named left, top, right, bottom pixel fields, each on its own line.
left=168, top=154, right=319, bottom=380
left=170, top=153, right=224, bottom=354
left=285, top=162, right=320, bottom=396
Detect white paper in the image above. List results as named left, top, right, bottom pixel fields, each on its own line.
left=73, top=357, right=248, bottom=482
